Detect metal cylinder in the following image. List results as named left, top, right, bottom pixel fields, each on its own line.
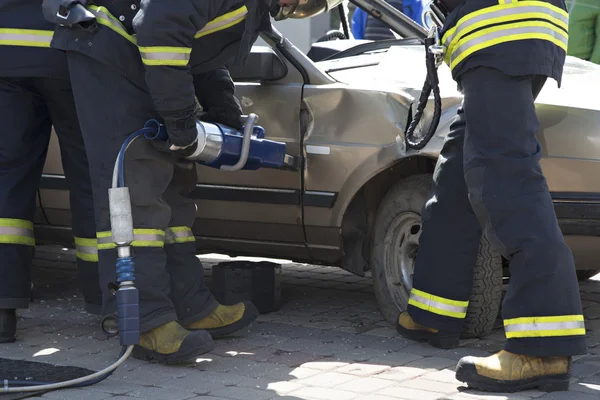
left=108, top=187, right=134, bottom=244
left=185, top=120, right=224, bottom=163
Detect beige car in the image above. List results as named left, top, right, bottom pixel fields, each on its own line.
left=36, top=15, right=600, bottom=339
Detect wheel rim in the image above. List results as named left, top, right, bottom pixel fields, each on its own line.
left=382, top=212, right=422, bottom=312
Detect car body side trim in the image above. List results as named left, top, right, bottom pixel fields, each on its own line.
left=39, top=174, right=337, bottom=208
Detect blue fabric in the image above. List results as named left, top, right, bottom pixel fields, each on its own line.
left=351, top=8, right=367, bottom=39
left=403, top=0, right=431, bottom=26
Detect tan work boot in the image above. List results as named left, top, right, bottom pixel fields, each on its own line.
left=396, top=312, right=459, bottom=349
left=455, top=350, right=571, bottom=392
left=132, top=321, right=214, bottom=364
left=186, top=301, right=259, bottom=338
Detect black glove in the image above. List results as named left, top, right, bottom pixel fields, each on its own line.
left=198, top=103, right=243, bottom=131
left=193, top=67, right=244, bottom=130
left=151, top=104, right=201, bottom=158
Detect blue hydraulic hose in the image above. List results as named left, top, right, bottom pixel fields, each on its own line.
left=116, top=119, right=165, bottom=187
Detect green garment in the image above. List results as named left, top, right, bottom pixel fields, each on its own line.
left=566, top=0, right=600, bottom=64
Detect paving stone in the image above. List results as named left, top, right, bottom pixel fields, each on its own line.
left=446, top=392, right=535, bottom=400
left=266, top=351, right=322, bottom=367
left=21, top=252, right=600, bottom=400
left=402, top=357, right=458, bottom=371
left=537, top=391, right=600, bottom=400
left=334, top=376, right=395, bottom=393
left=41, top=389, right=113, bottom=400
left=368, top=351, right=424, bottom=366
left=363, top=327, right=398, bottom=338
left=571, top=362, right=600, bottom=379
left=568, top=379, right=600, bottom=395
left=401, top=377, right=461, bottom=395
left=297, top=371, right=355, bottom=388
left=209, top=386, right=274, bottom=400
left=235, top=377, right=304, bottom=395
left=287, top=367, right=321, bottom=380
left=126, top=386, right=198, bottom=399
left=287, top=386, right=358, bottom=400
left=376, top=365, right=429, bottom=381
left=424, top=368, right=461, bottom=384
left=334, top=362, right=391, bottom=377
left=376, top=386, right=451, bottom=399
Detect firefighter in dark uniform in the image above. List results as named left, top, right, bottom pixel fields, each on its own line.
left=41, top=0, right=341, bottom=363
left=0, top=0, right=103, bottom=343
left=395, top=0, right=587, bottom=393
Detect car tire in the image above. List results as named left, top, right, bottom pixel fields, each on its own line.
left=370, top=173, right=503, bottom=339
left=576, top=269, right=600, bottom=281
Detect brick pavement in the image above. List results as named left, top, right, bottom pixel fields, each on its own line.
left=1, top=246, right=599, bottom=400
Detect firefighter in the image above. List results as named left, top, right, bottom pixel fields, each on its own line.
left=0, top=0, right=102, bottom=343
left=41, top=0, right=342, bottom=363
left=395, top=0, right=587, bottom=393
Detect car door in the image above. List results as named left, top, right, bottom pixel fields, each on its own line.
left=192, top=46, right=309, bottom=261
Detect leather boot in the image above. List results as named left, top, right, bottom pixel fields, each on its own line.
left=456, top=350, right=571, bottom=392
left=0, top=309, right=16, bottom=343
left=396, top=312, right=459, bottom=349
left=132, top=321, right=214, bottom=364
left=185, top=301, right=259, bottom=338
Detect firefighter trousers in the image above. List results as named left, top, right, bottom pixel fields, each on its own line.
left=407, top=66, right=587, bottom=357
left=0, top=77, right=102, bottom=313
left=66, top=52, right=218, bottom=333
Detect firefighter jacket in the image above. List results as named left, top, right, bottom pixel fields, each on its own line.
left=0, top=0, right=68, bottom=78
left=439, top=0, right=569, bottom=86
left=51, top=0, right=274, bottom=146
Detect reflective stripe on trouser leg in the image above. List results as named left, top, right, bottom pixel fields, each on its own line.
left=407, top=106, right=481, bottom=334
left=0, top=219, right=35, bottom=308
left=165, top=226, right=195, bottom=244
left=409, top=288, right=469, bottom=319
left=74, top=237, right=102, bottom=313
left=461, top=67, right=586, bottom=356
left=0, top=218, right=35, bottom=246
left=96, top=229, right=166, bottom=249
left=504, top=315, right=586, bottom=339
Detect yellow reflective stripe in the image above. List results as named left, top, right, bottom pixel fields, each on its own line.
left=165, top=226, right=196, bottom=244
left=443, top=10, right=568, bottom=58
left=97, top=231, right=116, bottom=250
left=0, top=28, right=53, bottom=48
left=139, top=46, right=191, bottom=66
left=195, top=6, right=248, bottom=39
left=96, top=230, right=165, bottom=249
left=408, top=288, right=469, bottom=319
left=131, top=228, right=165, bottom=247
left=504, top=315, right=586, bottom=339
left=0, top=218, right=35, bottom=246
left=448, top=21, right=568, bottom=71
left=442, top=0, right=568, bottom=47
left=74, top=237, right=99, bottom=262
left=88, top=6, right=137, bottom=45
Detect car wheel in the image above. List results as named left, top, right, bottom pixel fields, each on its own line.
left=370, top=174, right=503, bottom=339
left=576, top=269, right=600, bottom=281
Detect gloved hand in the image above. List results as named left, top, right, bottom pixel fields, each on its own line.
left=193, top=68, right=244, bottom=130
left=151, top=103, right=201, bottom=158
left=198, top=103, right=243, bottom=131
